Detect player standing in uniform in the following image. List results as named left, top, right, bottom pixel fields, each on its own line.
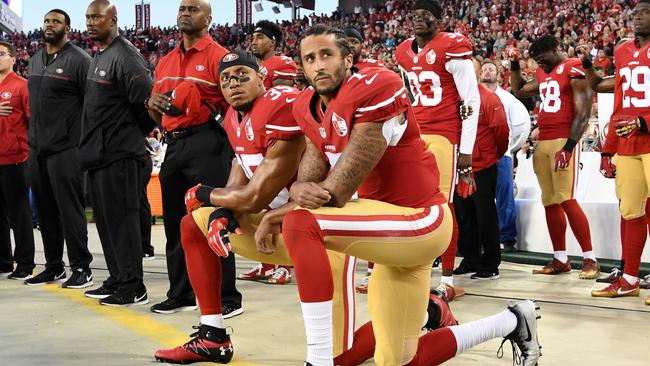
left=154, top=50, right=357, bottom=364
left=395, top=0, right=480, bottom=298
left=585, top=0, right=650, bottom=305
left=237, top=20, right=298, bottom=285
left=510, top=35, right=600, bottom=280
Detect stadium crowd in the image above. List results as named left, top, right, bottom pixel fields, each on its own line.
left=3, top=0, right=635, bottom=79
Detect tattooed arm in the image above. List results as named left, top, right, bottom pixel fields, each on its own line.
left=319, top=120, right=388, bottom=208
left=288, top=137, right=332, bottom=209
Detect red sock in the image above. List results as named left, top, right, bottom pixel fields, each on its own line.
left=646, top=200, right=650, bottom=232
left=405, top=328, right=458, bottom=365
left=620, top=217, right=627, bottom=264
left=544, top=204, right=567, bottom=252
left=441, top=203, right=458, bottom=271
left=561, top=199, right=593, bottom=252
left=623, top=217, right=646, bottom=278
left=180, top=214, right=221, bottom=315
left=333, top=322, right=376, bottom=366
left=282, top=209, right=333, bottom=302
left=367, top=262, right=375, bottom=271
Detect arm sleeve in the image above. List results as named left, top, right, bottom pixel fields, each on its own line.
left=354, top=71, right=410, bottom=123
left=273, top=61, right=298, bottom=81
left=602, top=123, right=618, bottom=155
left=120, top=55, right=156, bottom=133
left=505, top=91, right=532, bottom=151
left=22, top=81, right=30, bottom=123
left=265, top=97, right=303, bottom=143
left=445, top=58, right=480, bottom=154
left=569, top=60, right=586, bottom=79
left=76, top=53, right=91, bottom=96
left=489, top=99, right=510, bottom=157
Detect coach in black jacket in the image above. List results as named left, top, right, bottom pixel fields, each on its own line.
left=26, top=9, right=94, bottom=289
left=80, top=0, right=154, bottom=306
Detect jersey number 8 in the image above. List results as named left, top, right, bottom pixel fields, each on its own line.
left=539, top=80, right=561, bottom=113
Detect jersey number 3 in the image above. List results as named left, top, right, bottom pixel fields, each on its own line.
left=405, top=71, right=442, bottom=107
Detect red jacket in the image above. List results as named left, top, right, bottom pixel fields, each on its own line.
left=472, top=84, right=509, bottom=172
left=0, top=72, right=30, bottom=165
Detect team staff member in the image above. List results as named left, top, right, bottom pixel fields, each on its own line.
left=147, top=0, right=239, bottom=315
left=25, top=9, right=94, bottom=288
left=454, top=59, right=509, bottom=280
left=80, top=0, right=154, bottom=306
left=0, top=41, right=35, bottom=281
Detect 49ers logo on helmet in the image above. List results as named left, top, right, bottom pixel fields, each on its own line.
left=223, top=53, right=239, bottom=62
left=331, top=112, right=348, bottom=137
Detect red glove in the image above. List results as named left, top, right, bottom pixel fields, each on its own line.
left=599, top=154, right=616, bottom=178
left=614, top=116, right=647, bottom=138
left=184, top=184, right=213, bottom=213
left=207, top=207, right=240, bottom=257
left=455, top=172, right=476, bottom=198
left=554, top=149, right=572, bottom=171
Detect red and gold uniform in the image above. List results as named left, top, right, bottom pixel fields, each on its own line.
left=189, top=86, right=357, bottom=355
left=260, top=55, right=297, bottom=89
left=355, top=57, right=385, bottom=71
left=533, top=58, right=586, bottom=206
left=285, top=68, right=452, bottom=365
left=395, top=32, right=476, bottom=200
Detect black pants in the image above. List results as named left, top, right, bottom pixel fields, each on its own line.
left=454, top=164, right=501, bottom=273
left=29, top=148, right=92, bottom=271
left=159, top=126, right=240, bottom=306
left=89, top=158, right=144, bottom=293
left=0, top=163, right=35, bottom=272
left=140, top=157, right=154, bottom=253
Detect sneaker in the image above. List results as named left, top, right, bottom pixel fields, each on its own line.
left=596, top=267, right=623, bottom=283
left=100, top=286, right=148, bottom=307
left=8, top=268, right=33, bottom=281
left=267, top=266, right=291, bottom=284
left=471, top=271, right=500, bottom=280
left=0, top=267, right=13, bottom=278
left=222, top=305, right=243, bottom=319
left=532, top=258, right=571, bottom=275
left=498, top=300, right=542, bottom=366
left=151, top=298, right=197, bottom=314
left=85, top=285, right=116, bottom=299
left=423, top=292, right=458, bottom=332
left=501, top=240, right=517, bottom=252
left=355, top=275, right=370, bottom=294
left=143, top=246, right=155, bottom=261
left=236, top=263, right=275, bottom=281
left=578, top=259, right=600, bottom=280
left=433, top=282, right=465, bottom=302
left=24, top=268, right=66, bottom=285
left=452, top=262, right=475, bottom=276
left=639, top=274, right=650, bottom=290
left=432, top=256, right=441, bottom=268
left=62, top=268, right=93, bottom=289
left=591, top=277, right=640, bottom=298
left=154, top=324, right=234, bottom=364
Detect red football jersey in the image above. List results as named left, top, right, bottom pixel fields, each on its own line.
left=534, top=58, right=585, bottom=140
left=602, top=39, right=650, bottom=156
left=260, top=55, right=297, bottom=89
left=355, top=58, right=385, bottom=71
left=224, top=86, right=302, bottom=209
left=395, top=32, right=473, bottom=142
left=292, top=68, right=446, bottom=208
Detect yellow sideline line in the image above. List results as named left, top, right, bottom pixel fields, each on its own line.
left=42, top=284, right=260, bottom=366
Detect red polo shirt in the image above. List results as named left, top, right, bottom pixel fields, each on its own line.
left=151, top=35, right=229, bottom=131
left=0, top=72, right=30, bottom=165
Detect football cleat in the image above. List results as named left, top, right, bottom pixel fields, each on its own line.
left=578, top=259, right=600, bottom=280
left=639, top=274, right=650, bottom=289
left=423, top=292, right=458, bottom=332
left=591, top=277, right=640, bottom=298
left=596, top=267, right=622, bottom=283
left=266, top=266, right=291, bottom=284
left=355, top=275, right=370, bottom=294
left=154, top=324, right=234, bottom=364
left=236, top=263, right=275, bottom=281
left=498, top=300, right=542, bottom=366
left=433, top=282, right=464, bottom=302
left=532, top=258, right=571, bottom=275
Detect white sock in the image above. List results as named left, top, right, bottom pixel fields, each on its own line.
left=553, top=251, right=568, bottom=263
left=201, top=314, right=225, bottom=329
left=300, top=301, right=334, bottom=366
left=449, top=309, right=517, bottom=355
left=623, top=273, right=638, bottom=285
left=582, top=251, right=596, bottom=261
left=441, top=275, right=454, bottom=287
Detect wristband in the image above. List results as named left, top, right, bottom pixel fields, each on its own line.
left=196, top=186, right=213, bottom=204
left=639, top=116, right=648, bottom=133
left=144, top=97, right=151, bottom=110
left=510, top=59, right=521, bottom=71
left=562, top=138, right=577, bottom=152
left=582, top=56, right=593, bottom=70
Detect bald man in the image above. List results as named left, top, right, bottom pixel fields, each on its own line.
left=80, top=0, right=156, bottom=306
left=146, top=0, right=239, bottom=315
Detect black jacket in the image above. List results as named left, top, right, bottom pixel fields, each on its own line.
left=27, top=42, right=91, bottom=156
left=79, top=36, right=154, bottom=170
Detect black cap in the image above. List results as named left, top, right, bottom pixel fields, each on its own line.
left=343, top=27, right=363, bottom=42
left=414, top=0, right=443, bottom=19
left=218, top=50, right=260, bottom=75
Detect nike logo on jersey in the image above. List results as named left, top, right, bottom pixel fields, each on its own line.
left=365, top=73, right=379, bottom=85
left=286, top=97, right=296, bottom=103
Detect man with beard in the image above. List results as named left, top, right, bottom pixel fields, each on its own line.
left=238, top=20, right=297, bottom=284
left=146, top=0, right=240, bottom=316
left=344, top=26, right=385, bottom=71
left=24, top=9, right=94, bottom=288
left=80, top=0, right=154, bottom=306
